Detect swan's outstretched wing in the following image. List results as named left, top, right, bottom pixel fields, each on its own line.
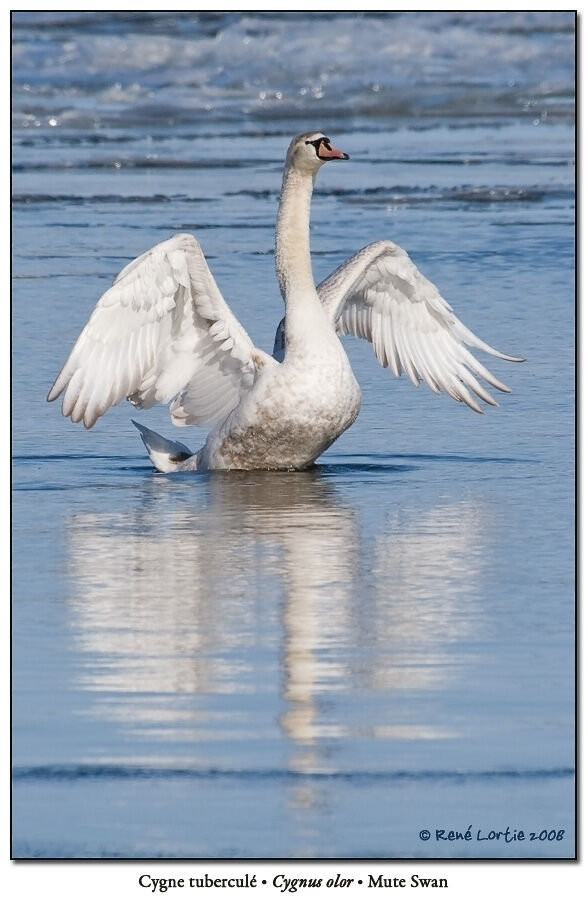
left=48, top=233, right=269, bottom=429
left=317, top=240, right=524, bottom=413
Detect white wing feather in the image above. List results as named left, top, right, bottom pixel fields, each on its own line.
left=318, top=240, right=523, bottom=413
left=48, top=233, right=265, bottom=429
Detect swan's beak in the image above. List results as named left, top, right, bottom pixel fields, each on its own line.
left=319, top=144, right=349, bottom=161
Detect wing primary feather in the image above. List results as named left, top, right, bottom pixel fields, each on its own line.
left=384, top=312, right=401, bottom=378
left=61, top=367, right=85, bottom=417
left=456, top=363, right=499, bottom=407
left=410, top=330, right=441, bottom=393
left=459, top=345, right=511, bottom=393
left=454, top=321, right=526, bottom=362
left=394, top=311, right=420, bottom=386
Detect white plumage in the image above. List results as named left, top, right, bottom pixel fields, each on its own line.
left=48, top=232, right=259, bottom=430
left=319, top=240, right=520, bottom=414
left=48, top=132, right=523, bottom=471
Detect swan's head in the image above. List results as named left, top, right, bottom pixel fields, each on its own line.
left=286, top=132, right=349, bottom=175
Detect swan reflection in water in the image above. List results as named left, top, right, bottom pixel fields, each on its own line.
left=65, top=466, right=491, bottom=795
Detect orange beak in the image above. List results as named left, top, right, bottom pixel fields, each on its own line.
left=318, top=143, right=349, bottom=160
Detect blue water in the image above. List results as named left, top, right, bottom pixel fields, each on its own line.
left=12, top=11, right=575, bottom=858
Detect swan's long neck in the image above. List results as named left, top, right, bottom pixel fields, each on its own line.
left=275, top=166, right=319, bottom=309
left=275, top=164, right=333, bottom=356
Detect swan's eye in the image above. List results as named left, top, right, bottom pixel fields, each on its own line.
left=305, top=137, right=330, bottom=157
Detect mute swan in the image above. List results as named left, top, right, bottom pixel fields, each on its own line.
left=48, top=132, right=523, bottom=472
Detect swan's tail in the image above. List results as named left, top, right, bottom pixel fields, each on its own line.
left=132, top=420, right=195, bottom=473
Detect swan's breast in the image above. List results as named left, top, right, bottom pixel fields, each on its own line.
left=205, top=352, right=361, bottom=470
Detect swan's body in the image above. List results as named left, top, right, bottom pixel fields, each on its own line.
left=48, top=132, right=522, bottom=472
